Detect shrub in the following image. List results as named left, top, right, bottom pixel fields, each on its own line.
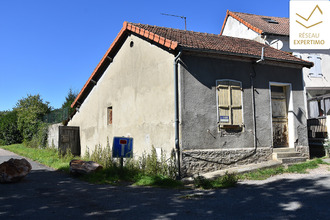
left=15, top=94, right=51, bottom=142
left=0, top=110, right=22, bottom=145
left=27, top=122, right=49, bottom=148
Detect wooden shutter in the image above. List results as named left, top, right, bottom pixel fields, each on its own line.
left=217, top=80, right=243, bottom=127
left=230, top=81, right=242, bottom=126
left=217, top=81, right=231, bottom=125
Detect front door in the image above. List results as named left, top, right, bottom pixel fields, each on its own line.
left=271, top=85, right=288, bottom=147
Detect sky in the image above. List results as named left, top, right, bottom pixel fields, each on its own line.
left=0, top=0, right=291, bottom=111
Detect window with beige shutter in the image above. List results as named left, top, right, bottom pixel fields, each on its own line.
left=217, top=80, right=243, bottom=129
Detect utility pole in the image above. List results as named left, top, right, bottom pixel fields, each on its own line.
left=161, top=13, right=187, bottom=30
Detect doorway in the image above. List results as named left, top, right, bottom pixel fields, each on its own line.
left=271, top=85, right=289, bottom=147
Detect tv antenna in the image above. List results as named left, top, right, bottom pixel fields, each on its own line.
left=161, top=13, right=187, bottom=30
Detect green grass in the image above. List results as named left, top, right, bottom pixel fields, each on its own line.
left=0, top=144, right=183, bottom=188
left=239, top=158, right=329, bottom=180
left=1, top=144, right=78, bottom=172
left=194, top=172, right=238, bottom=189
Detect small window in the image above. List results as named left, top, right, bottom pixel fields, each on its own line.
left=307, top=54, right=322, bottom=77
left=107, top=107, right=113, bottom=125
left=217, top=80, right=243, bottom=129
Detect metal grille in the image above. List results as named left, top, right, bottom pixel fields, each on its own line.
left=43, top=108, right=69, bottom=124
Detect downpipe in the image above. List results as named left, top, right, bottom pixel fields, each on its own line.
left=174, top=50, right=182, bottom=179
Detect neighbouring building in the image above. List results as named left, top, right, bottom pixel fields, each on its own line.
left=220, top=10, right=330, bottom=119
left=68, top=21, right=312, bottom=176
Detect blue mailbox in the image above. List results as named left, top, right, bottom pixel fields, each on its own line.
left=112, top=137, right=133, bottom=158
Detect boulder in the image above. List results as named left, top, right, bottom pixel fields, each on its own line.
left=70, top=159, right=103, bottom=175
left=0, top=158, right=32, bottom=183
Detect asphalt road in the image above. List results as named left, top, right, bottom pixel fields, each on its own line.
left=1, top=148, right=330, bottom=220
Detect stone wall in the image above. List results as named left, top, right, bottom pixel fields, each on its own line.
left=295, top=145, right=310, bottom=158
left=181, top=148, right=273, bottom=176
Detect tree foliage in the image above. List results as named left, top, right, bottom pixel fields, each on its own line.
left=61, top=88, right=78, bottom=116
left=14, top=94, right=51, bottom=142
left=0, top=110, right=22, bottom=145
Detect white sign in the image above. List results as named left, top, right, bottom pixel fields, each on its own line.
left=290, top=0, right=330, bottom=49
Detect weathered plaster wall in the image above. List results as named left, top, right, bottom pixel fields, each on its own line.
left=222, top=16, right=263, bottom=42
left=179, top=54, right=309, bottom=175
left=47, top=123, right=61, bottom=149
left=69, top=34, right=175, bottom=158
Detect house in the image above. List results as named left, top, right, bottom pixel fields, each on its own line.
left=69, top=21, right=312, bottom=176
left=220, top=10, right=330, bottom=119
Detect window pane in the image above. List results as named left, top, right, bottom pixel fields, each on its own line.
left=308, top=100, right=319, bottom=118
left=325, top=98, right=330, bottom=115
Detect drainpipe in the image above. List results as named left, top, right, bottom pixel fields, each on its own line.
left=250, top=47, right=265, bottom=151
left=174, top=50, right=182, bottom=179
left=250, top=67, right=257, bottom=152
left=256, top=47, right=265, bottom=63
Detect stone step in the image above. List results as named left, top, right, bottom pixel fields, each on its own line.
left=273, top=148, right=295, bottom=153
left=272, top=152, right=301, bottom=160
left=278, top=157, right=307, bottom=164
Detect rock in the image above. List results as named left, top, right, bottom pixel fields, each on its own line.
left=0, top=158, right=32, bottom=183
left=69, top=160, right=103, bottom=175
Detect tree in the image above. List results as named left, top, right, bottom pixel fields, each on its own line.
left=61, top=88, right=78, bottom=116
left=15, top=94, right=51, bottom=142
left=0, top=110, right=22, bottom=145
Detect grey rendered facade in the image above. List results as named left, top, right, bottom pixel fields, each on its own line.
left=179, top=53, right=309, bottom=174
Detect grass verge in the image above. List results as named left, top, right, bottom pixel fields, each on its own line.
left=0, top=144, right=183, bottom=188
left=239, top=158, right=329, bottom=180
left=1, top=144, right=328, bottom=189
left=1, top=144, right=77, bottom=172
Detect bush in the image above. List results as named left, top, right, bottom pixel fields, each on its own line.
left=84, top=144, right=177, bottom=178
left=138, top=146, right=177, bottom=178
left=26, top=122, right=49, bottom=148
left=15, top=94, right=51, bottom=142
left=0, top=110, right=22, bottom=145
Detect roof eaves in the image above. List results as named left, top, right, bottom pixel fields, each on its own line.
left=126, top=23, right=178, bottom=50
left=71, top=22, right=129, bottom=108
left=181, top=46, right=313, bottom=68
left=220, top=10, right=231, bottom=35
left=227, top=11, right=263, bottom=35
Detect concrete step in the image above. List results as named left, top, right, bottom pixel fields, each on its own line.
left=272, top=147, right=307, bottom=164
left=278, top=157, right=307, bottom=164
left=273, top=148, right=295, bottom=153
left=272, top=152, right=301, bottom=160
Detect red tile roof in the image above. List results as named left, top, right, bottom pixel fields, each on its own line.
left=220, top=10, right=289, bottom=36
left=71, top=21, right=311, bottom=108
left=131, top=22, right=304, bottom=64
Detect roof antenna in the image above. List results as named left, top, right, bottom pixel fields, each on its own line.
left=161, top=13, right=187, bottom=30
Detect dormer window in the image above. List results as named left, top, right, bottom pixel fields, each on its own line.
left=262, top=17, right=279, bottom=24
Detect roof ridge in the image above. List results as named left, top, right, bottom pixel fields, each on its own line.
left=230, top=11, right=289, bottom=19
left=128, top=22, right=220, bottom=37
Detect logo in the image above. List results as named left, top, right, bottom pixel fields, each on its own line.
left=290, top=1, right=330, bottom=49
left=296, top=5, right=323, bottom=28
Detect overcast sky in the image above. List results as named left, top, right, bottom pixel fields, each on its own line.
left=0, top=0, right=291, bottom=111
